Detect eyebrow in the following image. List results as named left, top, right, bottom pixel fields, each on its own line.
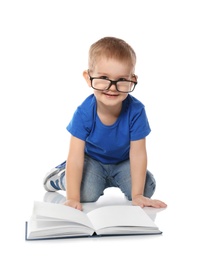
left=95, top=72, right=131, bottom=78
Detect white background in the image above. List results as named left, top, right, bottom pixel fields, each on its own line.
left=1, top=0, right=197, bottom=259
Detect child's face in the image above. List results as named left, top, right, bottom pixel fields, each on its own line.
left=84, top=57, right=136, bottom=108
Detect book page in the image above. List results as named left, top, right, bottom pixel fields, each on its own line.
left=27, top=220, right=94, bottom=239
left=87, top=205, right=158, bottom=231
left=32, top=201, right=94, bottom=229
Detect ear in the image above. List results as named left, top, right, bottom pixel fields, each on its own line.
left=132, top=74, right=138, bottom=82
left=83, top=70, right=91, bottom=87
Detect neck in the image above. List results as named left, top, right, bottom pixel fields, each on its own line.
left=97, top=102, right=122, bottom=125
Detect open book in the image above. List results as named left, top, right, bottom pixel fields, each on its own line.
left=25, top=201, right=162, bottom=240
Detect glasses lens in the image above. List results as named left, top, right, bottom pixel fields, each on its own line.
left=116, top=81, right=135, bottom=92
left=92, top=79, right=110, bottom=90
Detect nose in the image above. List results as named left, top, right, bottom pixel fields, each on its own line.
left=108, top=82, right=117, bottom=91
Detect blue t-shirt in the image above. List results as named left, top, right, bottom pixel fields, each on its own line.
left=66, top=94, right=151, bottom=164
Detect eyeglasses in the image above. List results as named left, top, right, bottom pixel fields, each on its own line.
left=88, top=70, right=137, bottom=93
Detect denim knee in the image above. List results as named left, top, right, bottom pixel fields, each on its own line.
left=144, top=170, right=156, bottom=198
left=80, top=174, right=105, bottom=202
left=80, top=189, right=103, bottom=203
left=79, top=156, right=106, bottom=202
left=119, top=170, right=156, bottom=200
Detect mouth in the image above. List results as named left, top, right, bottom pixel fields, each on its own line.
left=103, top=92, right=119, bottom=97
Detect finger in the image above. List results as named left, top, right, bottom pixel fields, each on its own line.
left=132, top=200, right=145, bottom=208
left=148, top=199, right=167, bottom=208
left=154, top=200, right=167, bottom=208
left=76, top=203, right=83, bottom=211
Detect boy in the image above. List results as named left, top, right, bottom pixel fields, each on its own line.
left=43, top=36, right=167, bottom=210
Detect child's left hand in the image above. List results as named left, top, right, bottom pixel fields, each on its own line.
left=132, top=195, right=167, bottom=208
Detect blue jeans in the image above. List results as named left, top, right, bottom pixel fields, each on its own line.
left=60, top=155, right=156, bottom=202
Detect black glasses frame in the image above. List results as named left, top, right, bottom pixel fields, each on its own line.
left=88, top=70, right=137, bottom=93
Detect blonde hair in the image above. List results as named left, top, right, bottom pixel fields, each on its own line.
left=88, top=36, right=136, bottom=70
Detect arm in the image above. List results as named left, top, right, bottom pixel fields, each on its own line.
left=64, top=135, right=85, bottom=210
left=130, top=138, right=167, bottom=208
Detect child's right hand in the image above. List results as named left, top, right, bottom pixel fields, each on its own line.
left=64, top=199, right=82, bottom=211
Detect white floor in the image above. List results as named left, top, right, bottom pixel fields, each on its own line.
left=2, top=184, right=196, bottom=260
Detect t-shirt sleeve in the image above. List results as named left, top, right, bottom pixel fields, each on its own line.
left=129, top=106, right=151, bottom=141
left=66, top=107, right=92, bottom=141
